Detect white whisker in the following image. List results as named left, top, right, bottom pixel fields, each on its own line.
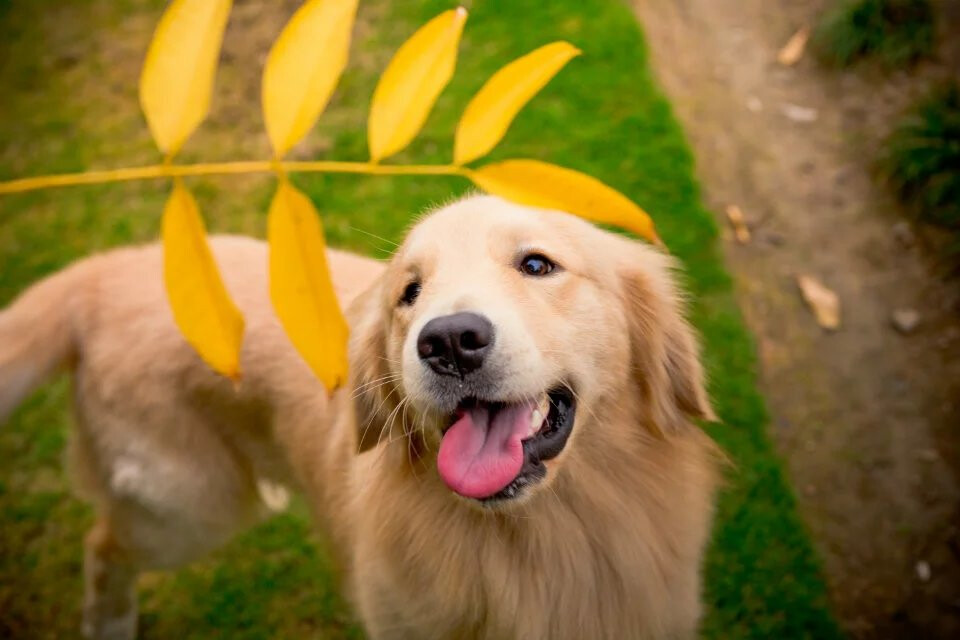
left=347, top=224, right=400, bottom=250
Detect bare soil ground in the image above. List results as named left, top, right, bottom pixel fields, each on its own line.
left=631, top=0, right=960, bottom=637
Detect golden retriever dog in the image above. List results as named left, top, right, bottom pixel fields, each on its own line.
left=0, top=195, right=719, bottom=639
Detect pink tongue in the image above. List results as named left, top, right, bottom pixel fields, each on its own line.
left=437, top=400, right=537, bottom=499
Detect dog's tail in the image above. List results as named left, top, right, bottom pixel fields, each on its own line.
left=0, top=261, right=86, bottom=423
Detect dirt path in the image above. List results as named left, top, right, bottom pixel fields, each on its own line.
left=631, top=1, right=960, bottom=637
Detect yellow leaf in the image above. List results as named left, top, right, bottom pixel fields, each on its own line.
left=797, top=275, right=841, bottom=330
left=162, top=180, right=245, bottom=378
left=368, top=8, right=467, bottom=162
left=454, top=42, right=580, bottom=165
left=262, top=0, right=359, bottom=157
left=777, top=26, right=810, bottom=66
left=268, top=180, right=349, bottom=389
left=467, top=159, right=659, bottom=243
left=140, top=0, right=232, bottom=157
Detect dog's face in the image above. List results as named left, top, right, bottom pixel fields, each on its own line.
left=351, top=196, right=713, bottom=507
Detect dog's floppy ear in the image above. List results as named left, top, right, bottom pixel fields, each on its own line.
left=347, top=281, right=395, bottom=453
left=620, top=249, right=716, bottom=436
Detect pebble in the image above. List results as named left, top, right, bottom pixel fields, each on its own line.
left=937, top=327, right=960, bottom=349
left=891, top=308, right=921, bottom=334
left=892, top=221, right=914, bottom=246
left=761, top=230, right=786, bottom=247
left=782, top=103, right=819, bottom=122
left=916, top=560, right=931, bottom=582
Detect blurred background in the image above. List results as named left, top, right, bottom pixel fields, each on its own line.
left=0, top=0, right=957, bottom=638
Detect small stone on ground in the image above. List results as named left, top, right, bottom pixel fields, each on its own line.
left=892, top=308, right=921, bottom=334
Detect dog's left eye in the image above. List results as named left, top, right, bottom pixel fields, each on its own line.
left=399, top=281, right=422, bottom=306
left=519, top=253, right=555, bottom=277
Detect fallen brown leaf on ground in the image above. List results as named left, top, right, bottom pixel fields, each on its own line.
left=725, top=204, right=751, bottom=243
left=797, top=274, right=840, bottom=330
left=777, top=26, right=809, bottom=66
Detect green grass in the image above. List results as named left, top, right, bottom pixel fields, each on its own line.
left=812, top=0, right=936, bottom=67
left=883, top=82, right=960, bottom=237
left=0, top=0, right=842, bottom=637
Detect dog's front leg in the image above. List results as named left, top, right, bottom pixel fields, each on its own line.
left=81, top=519, right=139, bottom=640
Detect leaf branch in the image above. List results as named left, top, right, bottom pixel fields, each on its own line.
left=1, top=1, right=658, bottom=385
left=0, top=161, right=469, bottom=195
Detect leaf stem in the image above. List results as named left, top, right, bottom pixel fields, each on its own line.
left=0, top=160, right=469, bottom=195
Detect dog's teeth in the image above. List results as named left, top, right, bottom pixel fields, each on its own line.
left=538, top=395, right=550, bottom=415
left=529, top=410, right=544, bottom=436
left=526, top=395, right=550, bottom=437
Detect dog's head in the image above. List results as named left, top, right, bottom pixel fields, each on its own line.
left=349, top=195, right=713, bottom=507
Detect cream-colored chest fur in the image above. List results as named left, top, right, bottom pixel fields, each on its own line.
left=342, top=435, right=713, bottom=640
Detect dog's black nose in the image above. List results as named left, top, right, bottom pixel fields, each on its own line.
left=417, top=312, right=494, bottom=378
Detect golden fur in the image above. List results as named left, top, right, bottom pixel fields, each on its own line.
left=0, top=195, right=719, bottom=639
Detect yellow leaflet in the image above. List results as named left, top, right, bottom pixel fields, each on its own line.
left=162, top=180, right=245, bottom=379
left=368, top=8, right=467, bottom=162
left=262, top=0, right=359, bottom=157
left=140, top=0, right=232, bottom=157
left=454, top=42, right=580, bottom=165
left=467, top=159, right=660, bottom=243
left=268, top=180, right=349, bottom=390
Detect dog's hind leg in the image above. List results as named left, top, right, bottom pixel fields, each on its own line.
left=69, top=406, right=273, bottom=639
left=82, top=518, right=138, bottom=640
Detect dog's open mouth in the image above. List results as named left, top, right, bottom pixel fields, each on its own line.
left=436, top=386, right=576, bottom=503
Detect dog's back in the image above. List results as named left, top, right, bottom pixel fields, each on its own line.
left=0, top=236, right=384, bottom=423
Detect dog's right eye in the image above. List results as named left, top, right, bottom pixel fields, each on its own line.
left=519, top=253, right=556, bottom=277
left=399, top=281, right=422, bottom=306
